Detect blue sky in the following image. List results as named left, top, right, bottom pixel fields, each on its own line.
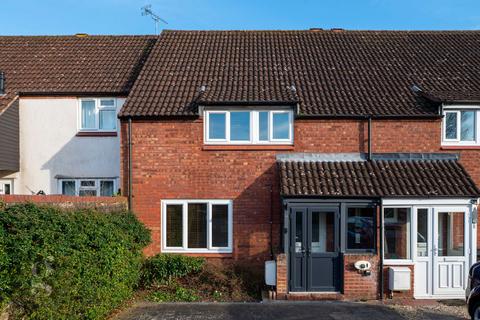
left=1, top=0, right=480, bottom=35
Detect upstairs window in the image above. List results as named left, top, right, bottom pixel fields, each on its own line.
left=79, top=98, right=117, bottom=132
left=442, top=107, right=479, bottom=145
left=204, top=109, right=293, bottom=144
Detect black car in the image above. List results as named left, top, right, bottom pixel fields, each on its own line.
left=467, top=262, right=480, bottom=319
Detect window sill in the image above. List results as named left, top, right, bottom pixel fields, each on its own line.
left=202, top=144, right=294, bottom=151
left=76, top=131, right=117, bottom=137
left=441, top=145, right=480, bottom=150
left=162, top=249, right=232, bottom=255
left=383, top=260, right=415, bottom=266
left=344, top=251, right=376, bottom=256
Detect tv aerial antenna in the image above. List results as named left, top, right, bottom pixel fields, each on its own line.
left=141, top=4, right=168, bottom=34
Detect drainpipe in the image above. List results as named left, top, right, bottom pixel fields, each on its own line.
left=128, top=117, right=133, bottom=211
left=379, top=199, right=384, bottom=300
left=269, top=183, right=274, bottom=259
left=367, top=116, right=372, bottom=161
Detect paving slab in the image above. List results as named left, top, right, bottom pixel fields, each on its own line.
left=113, top=301, right=467, bottom=320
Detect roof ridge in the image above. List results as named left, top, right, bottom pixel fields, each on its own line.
left=0, top=35, right=157, bottom=39
left=161, top=29, right=480, bottom=33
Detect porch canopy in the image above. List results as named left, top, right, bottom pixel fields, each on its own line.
left=278, top=153, right=480, bottom=198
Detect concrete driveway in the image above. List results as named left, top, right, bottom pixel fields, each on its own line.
left=114, top=301, right=468, bottom=320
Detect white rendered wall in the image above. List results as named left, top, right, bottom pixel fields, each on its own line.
left=11, top=97, right=124, bottom=195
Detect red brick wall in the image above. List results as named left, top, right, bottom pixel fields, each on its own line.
left=276, top=253, right=287, bottom=299
left=0, top=195, right=128, bottom=212
left=121, top=117, right=480, bottom=258
left=343, top=254, right=379, bottom=299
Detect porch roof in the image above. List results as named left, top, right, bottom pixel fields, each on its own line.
left=278, top=156, right=480, bottom=198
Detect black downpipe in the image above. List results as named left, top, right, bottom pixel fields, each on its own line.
left=379, top=202, right=384, bottom=300
left=367, top=116, right=383, bottom=299
left=128, top=118, right=133, bottom=211
left=270, top=184, right=274, bottom=259
left=367, top=116, right=372, bottom=161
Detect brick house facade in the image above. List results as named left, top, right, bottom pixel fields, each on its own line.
left=119, top=30, right=480, bottom=300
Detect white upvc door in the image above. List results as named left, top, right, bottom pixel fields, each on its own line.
left=412, top=204, right=475, bottom=299
left=432, top=207, right=469, bottom=297
left=413, top=207, right=433, bottom=298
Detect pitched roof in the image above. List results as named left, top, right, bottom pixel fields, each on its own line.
left=0, top=35, right=157, bottom=113
left=278, top=157, right=480, bottom=198
left=120, top=29, right=480, bottom=118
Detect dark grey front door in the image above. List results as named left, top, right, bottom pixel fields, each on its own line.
left=289, top=207, right=341, bottom=292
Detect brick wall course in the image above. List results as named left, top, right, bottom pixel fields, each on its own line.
left=121, top=117, right=479, bottom=299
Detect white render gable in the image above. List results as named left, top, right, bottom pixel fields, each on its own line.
left=4, top=97, right=124, bottom=195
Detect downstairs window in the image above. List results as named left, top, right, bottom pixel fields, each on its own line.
left=162, top=200, right=232, bottom=253
left=59, top=178, right=116, bottom=196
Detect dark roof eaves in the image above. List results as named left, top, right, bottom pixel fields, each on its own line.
left=19, top=91, right=130, bottom=97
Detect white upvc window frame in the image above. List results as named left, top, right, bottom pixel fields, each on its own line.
left=58, top=178, right=117, bottom=197
left=161, top=199, right=233, bottom=253
left=78, top=98, right=117, bottom=132
left=204, top=108, right=294, bottom=145
left=0, top=179, right=13, bottom=195
left=382, top=205, right=414, bottom=265
left=442, top=105, right=480, bottom=146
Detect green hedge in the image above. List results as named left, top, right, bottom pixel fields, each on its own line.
left=141, top=254, right=204, bottom=286
left=0, top=203, right=150, bottom=319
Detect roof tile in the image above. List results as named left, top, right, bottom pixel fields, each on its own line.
left=121, top=30, right=480, bottom=118
left=0, top=35, right=156, bottom=113
left=278, top=159, right=480, bottom=197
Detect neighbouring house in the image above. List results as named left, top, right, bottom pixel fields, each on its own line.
left=118, top=30, right=480, bottom=300
left=0, top=35, right=156, bottom=196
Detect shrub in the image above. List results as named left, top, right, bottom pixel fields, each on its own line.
left=140, top=254, right=204, bottom=286
left=0, top=203, right=150, bottom=320
left=148, top=283, right=199, bottom=302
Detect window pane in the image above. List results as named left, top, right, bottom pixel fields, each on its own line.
left=188, top=203, right=207, bottom=248
left=99, top=110, right=116, bottom=130
left=230, top=112, right=250, bottom=141
left=100, top=181, right=114, bottom=196
left=166, top=204, right=183, bottom=247
left=100, top=99, right=115, bottom=107
left=438, top=211, right=464, bottom=257
left=259, top=111, right=269, bottom=141
left=347, top=207, right=375, bottom=250
left=384, top=208, right=411, bottom=259
left=272, top=112, right=290, bottom=140
left=417, top=209, right=429, bottom=257
left=4, top=184, right=10, bottom=195
left=81, top=100, right=96, bottom=129
left=79, top=189, right=97, bottom=197
left=208, top=113, right=226, bottom=140
left=461, top=111, right=475, bottom=141
left=295, top=210, right=303, bottom=253
left=80, top=180, right=95, bottom=187
left=311, top=211, right=335, bottom=253
left=212, top=204, right=228, bottom=247
left=445, top=112, right=457, bottom=139
left=62, top=181, right=76, bottom=196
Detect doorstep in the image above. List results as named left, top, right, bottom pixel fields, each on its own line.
left=286, top=292, right=344, bottom=301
